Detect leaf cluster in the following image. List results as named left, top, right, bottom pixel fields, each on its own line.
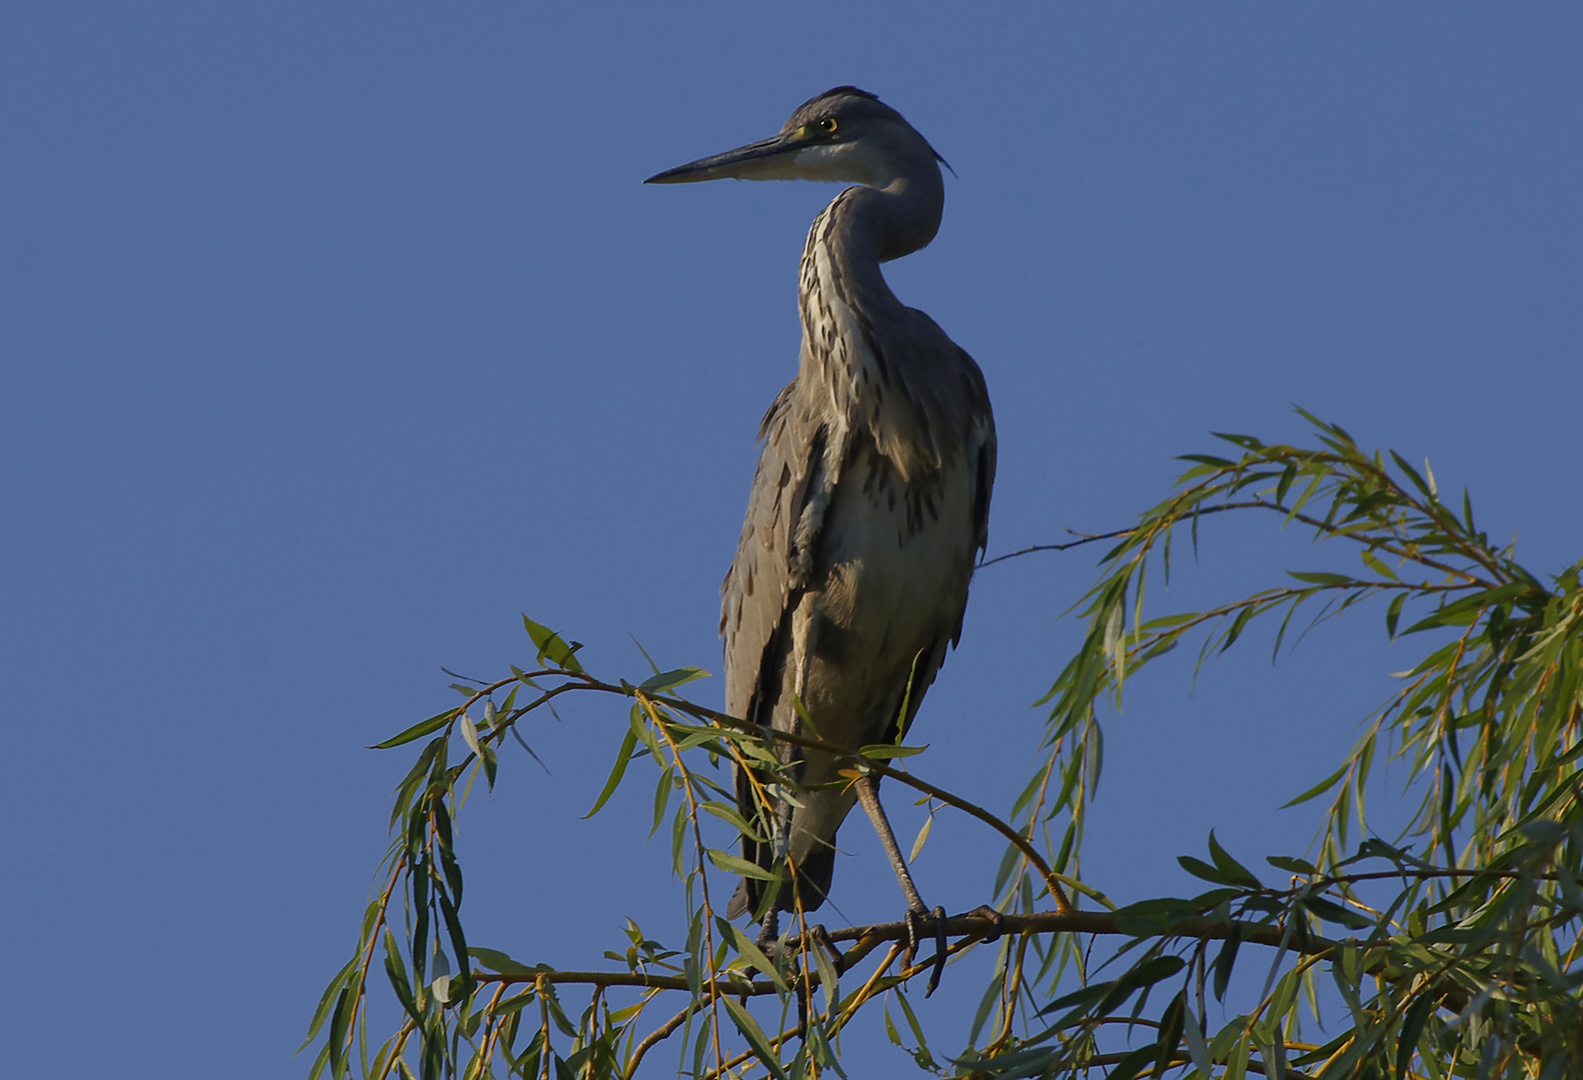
left=302, top=413, right=1583, bottom=1079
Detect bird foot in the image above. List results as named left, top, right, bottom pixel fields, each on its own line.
left=809, top=924, right=842, bottom=973
left=958, top=904, right=1005, bottom=944
left=903, top=905, right=950, bottom=997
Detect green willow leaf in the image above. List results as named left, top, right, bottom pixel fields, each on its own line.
left=584, top=727, right=639, bottom=819
left=858, top=742, right=928, bottom=759
left=1178, top=855, right=1245, bottom=888
left=1396, top=993, right=1437, bottom=1079
left=522, top=615, right=583, bottom=673
left=722, top=998, right=791, bottom=1080
left=1281, top=761, right=1350, bottom=808
left=373, top=709, right=458, bottom=750
left=637, top=666, right=711, bottom=694
left=1207, top=831, right=1262, bottom=889
left=1286, top=570, right=1356, bottom=586
left=706, top=848, right=777, bottom=881
left=699, top=800, right=767, bottom=842
left=715, top=917, right=788, bottom=993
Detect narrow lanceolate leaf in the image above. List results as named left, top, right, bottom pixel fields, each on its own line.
left=1178, top=855, right=1248, bottom=889
left=468, top=947, right=538, bottom=977
left=671, top=803, right=688, bottom=876
left=627, top=703, right=666, bottom=760
left=1220, top=605, right=1256, bottom=653
left=1265, top=855, right=1316, bottom=876
left=893, top=991, right=937, bottom=1070
left=1281, top=761, right=1349, bottom=808
left=909, top=814, right=934, bottom=862
left=699, top=800, right=767, bottom=842
left=1301, top=894, right=1374, bottom=930
left=1360, top=548, right=1399, bottom=581
left=301, top=956, right=360, bottom=1050
left=584, top=728, right=639, bottom=819
left=373, top=709, right=458, bottom=749
left=858, top=742, right=929, bottom=759
left=1182, top=1001, right=1213, bottom=1077
left=1385, top=592, right=1406, bottom=638
left=385, top=930, right=420, bottom=1022
left=1153, top=991, right=1187, bottom=1078
left=637, top=667, right=711, bottom=695
left=1207, top=831, right=1262, bottom=888
left=1108, top=1043, right=1161, bottom=1080
left=1286, top=570, right=1355, bottom=586
left=650, top=769, right=674, bottom=839
left=812, top=936, right=840, bottom=1010
left=1401, top=582, right=1528, bottom=635
left=1212, top=927, right=1241, bottom=1001
left=1390, top=450, right=1431, bottom=498
left=1396, top=993, right=1436, bottom=1079
left=716, top=918, right=789, bottom=993
left=706, top=848, right=777, bottom=881
left=722, top=997, right=791, bottom=1080
left=325, top=987, right=352, bottom=1075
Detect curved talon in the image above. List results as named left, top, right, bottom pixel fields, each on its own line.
left=811, top=924, right=841, bottom=973
left=961, top=904, right=1005, bottom=944
left=903, top=907, right=925, bottom=970
left=924, top=906, right=948, bottom=997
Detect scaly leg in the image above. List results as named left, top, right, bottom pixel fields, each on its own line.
left=756, top=907, right=780, bottom=951
left=853, top=773, right=949, bottom=995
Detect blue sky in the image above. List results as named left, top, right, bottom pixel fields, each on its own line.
left=2, top=5, right=1579, bottom=1077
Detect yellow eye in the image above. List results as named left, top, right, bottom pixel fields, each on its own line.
left=819, top=117, right=838, bottom=135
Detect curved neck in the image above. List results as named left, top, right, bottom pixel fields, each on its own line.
left=829, top=170, right=943, bottom=261
left=804, top=174, right=943, bottom=332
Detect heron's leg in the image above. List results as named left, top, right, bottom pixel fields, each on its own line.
left=852, top=773, right=925, bottom=909
left=852, top=773, right=950, bottom=995
left=756, top=908, right=780, bottom=951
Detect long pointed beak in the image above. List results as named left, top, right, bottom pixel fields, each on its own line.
left=645, top=131, right=806, bottom=184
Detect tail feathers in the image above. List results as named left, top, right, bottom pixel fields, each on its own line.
left=727, top=846, right=837, bottom=921
left=726, top=879, right=753, bottom=920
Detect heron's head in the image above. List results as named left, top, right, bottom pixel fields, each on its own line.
left=645, top=87, right=948, bottom=190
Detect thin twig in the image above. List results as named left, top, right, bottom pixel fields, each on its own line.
left=977, top=497, right=1501, bottom=590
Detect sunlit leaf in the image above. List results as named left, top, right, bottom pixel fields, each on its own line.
left=706, top=848, right=777, bottom=881
left=522, top=614, right=583, bottom=673
left=637, top=667, right=711, bottom=695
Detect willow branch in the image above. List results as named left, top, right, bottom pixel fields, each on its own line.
left=623, top=1003, right=692, bottom=1079
left=979, top=497, right=1502, bottom=590
left=473, top=908, right=1335, bottom=993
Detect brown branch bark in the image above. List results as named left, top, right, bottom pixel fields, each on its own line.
left=474, top=908, right=1334, bottom=993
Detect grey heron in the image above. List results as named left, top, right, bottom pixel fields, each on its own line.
left=647, top=87, right=996, bottom=985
